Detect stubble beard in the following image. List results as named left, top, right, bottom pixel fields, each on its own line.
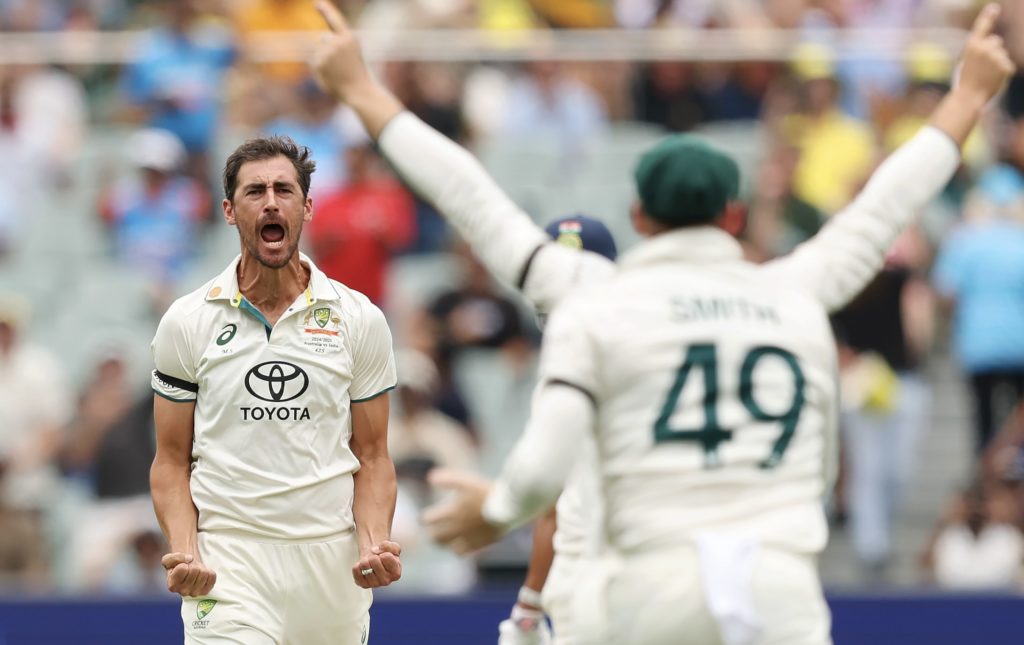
left=241, top=221, right=303, bottom=269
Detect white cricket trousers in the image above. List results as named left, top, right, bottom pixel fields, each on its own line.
left=541, top=552, right=581, bottom=645
left=180, top=530, right=372, bottom=645
left=570, top=538, right=832, bottom=645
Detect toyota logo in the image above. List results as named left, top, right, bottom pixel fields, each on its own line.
left=244, top=361, right=309, bottom=402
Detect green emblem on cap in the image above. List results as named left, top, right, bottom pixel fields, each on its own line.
left=197, top=599, right=217, bottom=620
left=314, top=307, right=331, bottom=329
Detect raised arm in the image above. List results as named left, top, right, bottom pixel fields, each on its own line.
left=763, top=3, right=1015, bottom=313
left=311, top=2, right=554, bottom=293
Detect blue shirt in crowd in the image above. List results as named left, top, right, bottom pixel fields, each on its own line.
left=933, top=219, right=1024, bottom=373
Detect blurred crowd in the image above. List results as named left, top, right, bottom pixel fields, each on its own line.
left=4, top=0, right=1024, bottom=596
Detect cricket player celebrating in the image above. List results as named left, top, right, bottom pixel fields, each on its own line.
left=311, top=2, right=1013, bottom=643
left=150, top=134, right=402, bottom=643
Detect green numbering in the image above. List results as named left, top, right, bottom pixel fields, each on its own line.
left=654, top=344, right=805, bottom=469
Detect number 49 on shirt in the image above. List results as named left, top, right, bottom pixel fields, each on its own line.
left=653, top=344, right=805, bottom=469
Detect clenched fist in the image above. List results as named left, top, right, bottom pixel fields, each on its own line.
left=162, top=552, right=217, bottom=598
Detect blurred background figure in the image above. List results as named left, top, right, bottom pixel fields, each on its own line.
left=933, top=164, right=1024, bottom=454
left=386, top=349, right=479, bottom=595
left=923, top=481, right=1024, bottom=591
left=306, top=113, right=416, bottom=308
left=414, top=241, right=537, bottom=430
left=500, top=60, right=608, bottom=157
left=263, top=79, right=348, bottom=201
left=833, top=230, right=935, bottom=579
left=781, top=42, right=876, bottom=217
left=0, top=295, right=73, bottom=591
left=97, top=127, right=211, bottom=315
left=117, top=0, right=235, bottom=180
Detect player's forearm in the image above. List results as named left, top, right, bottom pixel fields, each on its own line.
left=483, top=386, right=592, bottom=532
left=521, top=507, right=557, bottom=600
left=928, top=85, right=989, bottom=148
left=344, top=77, right=404, bottom=140
left=150, top=460, right=200, bottom=556
left=377, top=112, right=551, bottom=288
left=770, top=125, right=960, bottom=312
left=353, top=456, right=398, bottom=548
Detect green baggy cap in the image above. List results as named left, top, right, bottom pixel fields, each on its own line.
left=633, top=135, right=740, bottom=226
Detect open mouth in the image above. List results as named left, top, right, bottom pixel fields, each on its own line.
left=260, top=223, right=286, bottom=244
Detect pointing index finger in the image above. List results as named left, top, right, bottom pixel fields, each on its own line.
left=316, top=0, right=349, bottom=34
left=971, top=3, right=1001, bottom=39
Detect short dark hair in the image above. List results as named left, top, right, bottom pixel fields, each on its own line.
left=222, top=135, right=316, bottom=201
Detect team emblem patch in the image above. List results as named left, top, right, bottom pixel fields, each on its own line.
left=197, top=599, right=217, bottom=620
left=555, top=221, right=584, bottom=250
left=314, top=307, right=331, bottom=329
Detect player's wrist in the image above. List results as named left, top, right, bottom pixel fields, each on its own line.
left=947, top=84, right=992, bottom=116
left=515, top=585, right=544, bottom=611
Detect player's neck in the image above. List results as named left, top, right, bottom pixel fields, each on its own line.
left=236, top=253, right=310, bottom=325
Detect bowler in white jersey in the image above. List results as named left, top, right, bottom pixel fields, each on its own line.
left=150, top=135, right=402, bottom=644
left=310, top=3, right=1013, bottom=643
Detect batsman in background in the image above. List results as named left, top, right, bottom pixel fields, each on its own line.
left=311, top=2, right=1013, bottom=643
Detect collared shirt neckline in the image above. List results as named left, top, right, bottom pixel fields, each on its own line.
left=204, top=253, right=340, bottom=308
left=619, top=226, right=744, bottom=271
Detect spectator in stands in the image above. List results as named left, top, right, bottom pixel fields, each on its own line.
left=389, top=349, right=479, bottom=473
left=527, top=0, right=615, bottom=28
left=614, top=0, right=776, bottom=29
left=4, top=64, right=88, bottom=191
left=923, top=481, right=1024, bottom=591
left=701, top=62, right=777, bottom=123
left=933, top=164, right=1024, bottom=453
left=631, top=62, right=709, bottom=132
left=833, top=230, right=935, bottom=578
left=780, top=43, right=876, bottom=216
left=500, top=60, right=608, bottom=155
left=104, top=530, right=172, bottom=595
left=263, top=79, right=348, bottom=201
left=0, top=295, right=73, bottom=590
left=385, top=348, right=478, bottom=594
left=306, top=114, right=416, bottom=307
left=118, top=0, right=235, bottom=178
left=743, top=141, right=824, bottom=261
left=409, top=241, right=536, bottom=428
left=69, top=391, right=163, bottom=591
left=59, top=349, right=135, bottom=487
left=231, top=0, right=326, bottom=89
left=98, top=128, right=211, bottom=313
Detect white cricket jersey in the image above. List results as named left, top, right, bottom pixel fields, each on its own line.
left=151, top=254, right=397, bottom=541
left=378, top=113, right=961, bottom=554
left=538, top=227, right=839, bottom=555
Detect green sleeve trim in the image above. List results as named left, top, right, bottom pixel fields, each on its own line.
left=351, top=384, right=397, bottom=403
left=153, top=389, right=197, bottom=404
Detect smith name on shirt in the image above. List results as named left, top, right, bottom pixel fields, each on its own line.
left=670, top=296, right=781, bottom=324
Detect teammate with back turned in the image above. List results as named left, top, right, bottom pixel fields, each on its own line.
left=310, top=3, right=1014, bottom=644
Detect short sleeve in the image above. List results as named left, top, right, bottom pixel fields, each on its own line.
left=151, top=302, right=199, bottom=402
left=537, top=294, right=600, bottom=402
left=350, top=301, right=397, bottom=402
